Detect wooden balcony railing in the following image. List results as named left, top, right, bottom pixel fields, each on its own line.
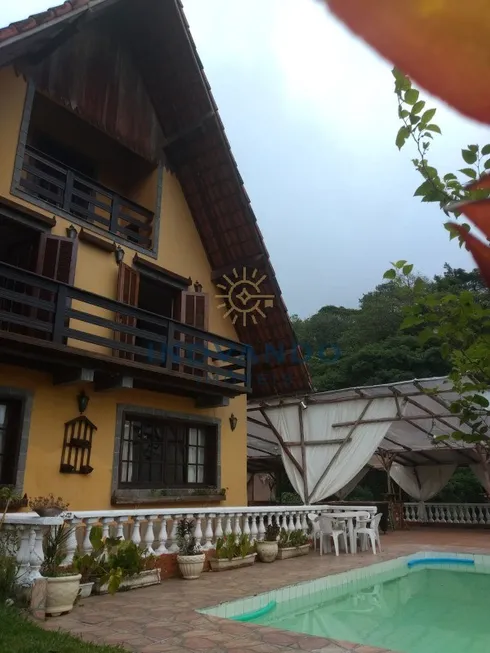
left=20, top=147, right=155, bottom=249
left=0, top=262, right=251, bottom=394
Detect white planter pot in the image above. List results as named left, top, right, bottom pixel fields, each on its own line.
left=45, top=574, right=81, bottom=616
left=256, top=540, right=278, bottom=563
left=177, top=553, right=206, bottom=580
left=78, top=581, right=94, bottom=599
left=95, top=568, right=161, bottom=595
left=277, top=543, right=310, bottom=560
left=209, top=553, right=256, bottom=572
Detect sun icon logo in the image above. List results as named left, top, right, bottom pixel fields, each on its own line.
left=215, top=267, right=274, bottom=326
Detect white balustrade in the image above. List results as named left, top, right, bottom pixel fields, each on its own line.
left=6, top=500, right=487, bottom=586
left=404, top=502, right=490, bottom=526
left=1, top=515, right=64, bottom=586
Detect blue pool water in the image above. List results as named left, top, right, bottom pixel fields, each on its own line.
left=248, top=568, right=490, bottom=653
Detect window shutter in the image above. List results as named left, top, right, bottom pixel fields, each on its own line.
left=181, top=292, right=209, bottom=330
left=35, top=234, right=77, bottom=335
left=36, top=233, right=77, bottom=284
left=115, top=263, right=140, bottom=360
left=180, top=291, right=209, bottom=377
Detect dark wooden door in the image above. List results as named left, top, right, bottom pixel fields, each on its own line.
left=115, top=263, right=140, bottom=360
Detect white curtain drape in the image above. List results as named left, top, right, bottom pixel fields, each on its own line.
left=470, top=463, right=490, bottom=497
left=336, top=466, right=370, bottom=500
left=390, top=463, right=456, bottom=519
left=264, top=397, right=398, bottom=504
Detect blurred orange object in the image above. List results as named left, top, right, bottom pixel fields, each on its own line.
left=324, top=0, right=490, bottom=125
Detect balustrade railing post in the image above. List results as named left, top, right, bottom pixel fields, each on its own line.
left=203, top=515, right=214, bottom=550
left=166, top=322, right=175, bottom=370
left=168, top=516, right=180, bottom=552
left=154, top=516, right=169, bottom=555
left=13, top=525, right=32, bottom=585
left=144, top=516, right=156, bottom=555
left=63, top=518, right=80, bottom=566
left=53, top=285, right=68, bottom=342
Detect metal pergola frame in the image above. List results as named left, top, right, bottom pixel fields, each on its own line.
left=247, top=377, right=486, bottom=493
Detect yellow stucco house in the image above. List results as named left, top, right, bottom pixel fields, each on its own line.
left=0, top=0, right=310, bottom=511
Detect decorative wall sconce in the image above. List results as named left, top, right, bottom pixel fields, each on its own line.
left=60, top=415, right=96, bottom=475
left=229, top=413, right=238, bottom=431
left=194, top=281, right=203, bottom=293
left=77, top=390, right=90, bottom=415
left=114, top=245, right=125, bottom=265
left=66, top=224, right=78, bottom=239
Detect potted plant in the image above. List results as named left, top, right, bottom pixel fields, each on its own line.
left=0, top=486, right=28, bottom=513
left=209, top=533, right=256, bottom=572
left=176, top=518, right=205, bottom=580
left=41, top=525, right=81, bottom=616
left=29, top=494, right=69, bottom=517
left=277, top=528, right=310, bottom=560
left=256, top=522, right=280, bottom=563
left=73, top=551, right=100, bottom=598
left=93, top=529, right=160, bottom=594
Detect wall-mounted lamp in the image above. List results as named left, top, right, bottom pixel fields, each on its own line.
left=114, top=245, right=125, bottom=265
left=229, top=413, right=238, bottom=432
left=300, top=400, right=308, bottom=410
left=66, top=225, right=78, bottom=239
left=77, top=390, right=90, bottom=415
left=194, top=281, right=203, bottom=293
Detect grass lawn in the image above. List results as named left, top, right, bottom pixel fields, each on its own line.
left=0, top=605, right=122, bottom=653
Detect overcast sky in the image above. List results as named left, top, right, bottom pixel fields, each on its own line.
left=2, top=1, right=489, bottom=317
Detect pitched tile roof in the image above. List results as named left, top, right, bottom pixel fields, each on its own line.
left=0, top=1, right=91, bottom=43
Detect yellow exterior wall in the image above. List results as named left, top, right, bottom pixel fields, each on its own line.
left=0, top=66, right=249, bottom=510
left=0, top=365, right=247, bottom=511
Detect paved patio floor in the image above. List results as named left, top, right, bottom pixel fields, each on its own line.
left=43, top=528, right=490, bottom=653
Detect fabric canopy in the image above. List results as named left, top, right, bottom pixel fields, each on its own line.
left=390, top=463, right=457, bottom=519
left=248, top=377, right=484, bottom=505
left=260, top=396, right=397, bottom=503
left=336, top=466, right=370, bottom=500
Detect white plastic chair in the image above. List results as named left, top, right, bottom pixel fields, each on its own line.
left=372, top=512, right=382, bottom=552
left=354, top=512, right=377, bottom=554
left=307, top=513, right=321, bottom=552
left=318, top=515, right=349, bottom=556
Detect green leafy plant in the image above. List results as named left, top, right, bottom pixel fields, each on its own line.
left=391, top=68, right=490, bottom=488
left=41, top=525, right=75, bottom=578
left=0, top=489, right=20, bottom=602
left=214, top=533, right=255, bottom=560
left=176, top=518, right=202, bottom=556
left=278, top=528, right=308, bottom=549
left=264, top=522, right=280, bottom=542
left=0, top=486, right=27, bottom=513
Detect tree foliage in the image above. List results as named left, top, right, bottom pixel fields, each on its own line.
left=291, top=264, right=488, bottom=393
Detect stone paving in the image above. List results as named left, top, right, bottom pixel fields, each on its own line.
left=43, top=528, right=490, bottom=653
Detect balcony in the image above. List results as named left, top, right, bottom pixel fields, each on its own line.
left=0, top=262, right=251, bottom=398
left=19, top=147, right=155, bottom=250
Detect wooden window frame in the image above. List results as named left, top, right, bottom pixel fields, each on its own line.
left=118, top=412, right=218, bottom=491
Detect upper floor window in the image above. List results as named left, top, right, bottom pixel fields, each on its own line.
left=17, top=92, right=158, bottom=252
left=119, top=413, right=218, bottom=490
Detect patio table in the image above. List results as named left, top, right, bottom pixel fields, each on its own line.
left=320, top=510, right=371, bottom=555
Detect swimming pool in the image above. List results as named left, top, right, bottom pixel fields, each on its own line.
left=200, top=552, right=490, bottom=653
